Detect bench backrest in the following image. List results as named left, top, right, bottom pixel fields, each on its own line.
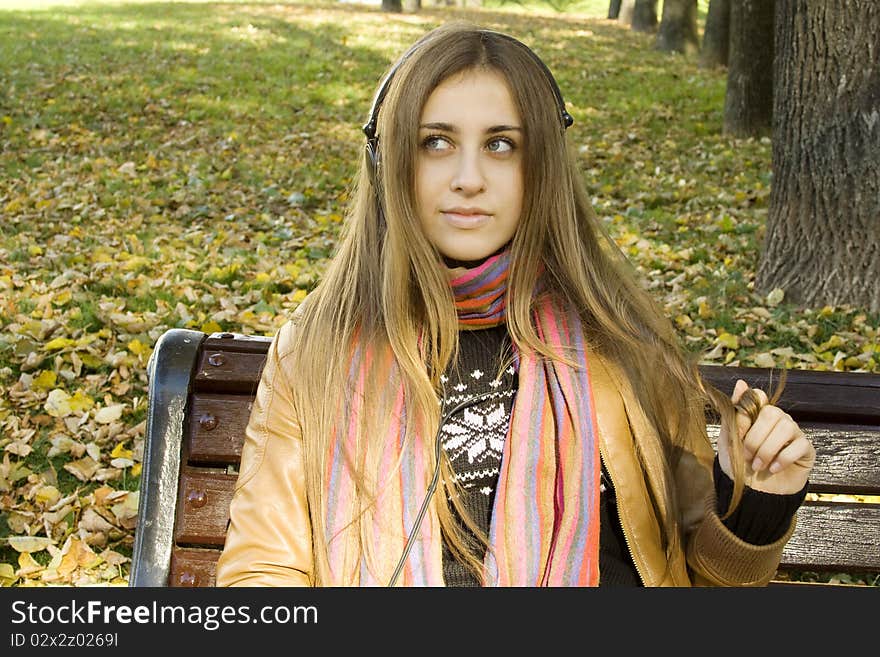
left=130, top=329, right=880, bottom=587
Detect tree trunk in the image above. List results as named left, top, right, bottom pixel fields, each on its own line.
left=618, top=0, right=634, bottom=26
left=757, top=0, right=880, bottom=312
left=631, top=0, right=658, bottom=32
left=608, top=0, right=621, bottom=20
left=618, top=0, right=656, bottom=31
left=382, top=0, right=402, bottom=12
left=402, top=0, right=420, bottom=10
left=700, top=0, right=731, bottom=68
left=655, top=0, right=699, bottom=53
left=723, top=0, right=774, bottom=136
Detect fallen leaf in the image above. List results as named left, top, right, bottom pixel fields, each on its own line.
left=7, top=536, right=54, bottom=553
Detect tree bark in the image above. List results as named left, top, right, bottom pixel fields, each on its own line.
left=723, top=0, right=774, bottom=137
left=608, top=0, right=621, bottom=20
left=402, top=0, right=421, bottom=10
left=618, top=0, right=656, bottom=32
left=382, top=0, right=402, bottom=12
left=655, top=0, right=699, bottom=53
left=757, top=0, right=880, bottom=312
left=700, top=0, right=731, bottom=68
left=618, top=0, right=634, bottom=26
left=631, top=0, right=658, bottom=32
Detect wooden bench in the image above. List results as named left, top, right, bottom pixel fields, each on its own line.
left=129, top=328, right=880, bottom=587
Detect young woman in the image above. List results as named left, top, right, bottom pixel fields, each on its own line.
left=215, top=22, right=815, bottom=587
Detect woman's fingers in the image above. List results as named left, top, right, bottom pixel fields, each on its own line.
left=741, top=404, right=802, bottom=472
left=732, top=380, right=768, bottom=441
left=725, top=378, right=815, bottom=494
left=731, top=379, right=750, bottom=404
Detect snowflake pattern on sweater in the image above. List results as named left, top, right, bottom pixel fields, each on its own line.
left=440, top=327, right=516, bottom=500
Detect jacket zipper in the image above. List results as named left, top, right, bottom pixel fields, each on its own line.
left=599, top=449, right=647, bottom=586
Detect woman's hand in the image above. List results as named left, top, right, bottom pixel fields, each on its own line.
left=717, top=379, right=816, bottom=495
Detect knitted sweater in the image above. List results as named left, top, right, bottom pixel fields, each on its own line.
left=439, top=324, right=807, bottom=586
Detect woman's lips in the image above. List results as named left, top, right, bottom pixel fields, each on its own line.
left=441, top=211, right=491, bottom=229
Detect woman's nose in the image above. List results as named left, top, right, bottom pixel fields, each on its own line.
left=450, top=150, right=486, bottom=194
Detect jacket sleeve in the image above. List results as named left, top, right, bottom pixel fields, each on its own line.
left=215, top=320, right=314, bottom=586
left=676, top=398, right=796, bottom=587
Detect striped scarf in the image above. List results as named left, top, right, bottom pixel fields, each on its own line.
left=323, top=249, right=601, bottom=586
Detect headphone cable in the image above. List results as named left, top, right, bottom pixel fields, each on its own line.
left=387, top=390, right=498, bottom=587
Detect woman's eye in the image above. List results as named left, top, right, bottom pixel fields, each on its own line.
left=487, top=138, right=514, bottom=154
left=422, top=136, right=451, bottom=151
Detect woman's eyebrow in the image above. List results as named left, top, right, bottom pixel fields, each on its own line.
left=419, top=122, right=523, bottom=133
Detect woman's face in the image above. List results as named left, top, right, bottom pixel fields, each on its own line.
left=415, top=68, right=524, bottom=263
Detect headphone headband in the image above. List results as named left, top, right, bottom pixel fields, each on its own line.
left=362, top=29, right=573, bottom=160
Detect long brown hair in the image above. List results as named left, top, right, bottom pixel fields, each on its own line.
left=286, top=21, right=751, bottom=584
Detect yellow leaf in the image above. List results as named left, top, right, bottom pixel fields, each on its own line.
left=131, top=462, right=142, bottom=478
left=34, top=485, right=61, bottom=506
left=717, top=332, right=739, bottom=349
left=127, top=339, right=150, bottom=356
left=110, top=443, right=133, bottom=459
left=32, top=370, right=57, bottom=390
left=753, top=352, right=775, bottom=368
left=7, top=536, right=54, bottom=553
left=0, top=563, right=16, bottom=586
left=52, top=289, right=72, bottom=306
left=78, top=353, right=103, bottom=368
left=44, top=389, right=73, bottom=417
left=68, top=390, right=95, bottom=413
left=75, top=333, right=97, bottom=348
left=201, top=320, right=222, bottom=333
left=766, top=288, right=784, bottom=307
left=4, top=198, right=23, bottom=213
left=28, top=245, right=43, bottom=256
left=44, top=337, right=75, bottom=351
left=123, top=256, right=150, bottom=271
left=816, top=335, right=845, bottom=352
left=17, top=552, right=43, bottom=576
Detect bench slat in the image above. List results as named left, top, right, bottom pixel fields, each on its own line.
left=169, top=548, right=220, bottom=587
left=174, top=469, right=236, bottom=546
left=194, top=350, right=268, bottom=394
left=187, top=393, right=252, bottom=465
left=699, top=365, right=880, bottom=424
left=188, top=337, right=880, bottom=423
left=784, top=502, right=880, bottom=572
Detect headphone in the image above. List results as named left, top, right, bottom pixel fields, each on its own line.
left=362, top=29, right=574, bottom=172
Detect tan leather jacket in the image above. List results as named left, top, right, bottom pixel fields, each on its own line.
left=215, top=320, right=794, bottom=587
